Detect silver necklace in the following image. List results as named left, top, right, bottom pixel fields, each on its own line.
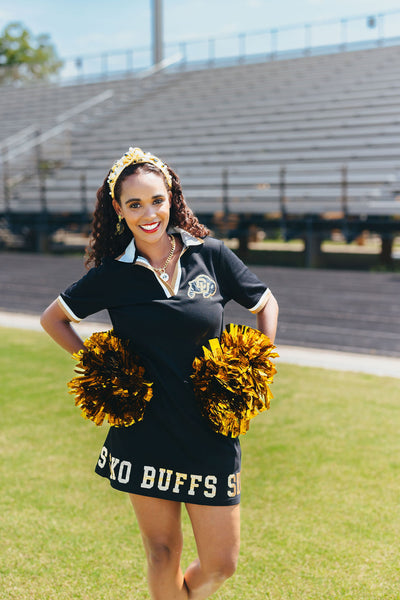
left=152, top=235, right=176, bottom=282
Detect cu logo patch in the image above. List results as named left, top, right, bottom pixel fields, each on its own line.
left=188, top=274, right=217, bottom=299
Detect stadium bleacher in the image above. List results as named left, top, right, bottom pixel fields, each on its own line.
left=1, top=42, right=400, bottom=257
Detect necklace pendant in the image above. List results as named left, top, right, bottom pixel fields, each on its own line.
left=160, top=272, right=169, bottom=282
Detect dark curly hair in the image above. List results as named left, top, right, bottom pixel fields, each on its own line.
left=85, top=160, right=209, bottom=268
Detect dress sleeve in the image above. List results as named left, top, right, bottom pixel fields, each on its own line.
left=218, top=242, right=271, bottom=313
left=57, top=264, right=109, bottom=322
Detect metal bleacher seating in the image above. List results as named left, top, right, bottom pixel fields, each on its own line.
left=2, top=42, right=400, bottom=220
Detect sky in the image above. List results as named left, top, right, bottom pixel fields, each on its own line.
left=1, top=0, right=400, bottom=69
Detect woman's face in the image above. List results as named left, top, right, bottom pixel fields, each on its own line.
left=114, top=170, right=171, bottom=248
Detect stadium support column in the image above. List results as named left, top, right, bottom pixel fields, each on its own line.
left=304, top=217, right=322, bottom=268
left=152, top=0, right=163, bottom=65
left=380, top=233, right=393, bottom=267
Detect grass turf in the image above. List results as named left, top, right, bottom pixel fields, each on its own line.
left=0, top=327, right=399, bottom=599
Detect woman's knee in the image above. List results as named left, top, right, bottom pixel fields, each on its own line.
left=202, top=550, right=239, bottom=581
left=143, top=535, right=183, bottom=569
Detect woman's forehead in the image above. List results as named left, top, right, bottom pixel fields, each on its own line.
left=120, top=171, right=168, bottom=196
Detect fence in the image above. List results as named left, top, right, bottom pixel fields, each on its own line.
left=52, top=8, right=400, bottom=82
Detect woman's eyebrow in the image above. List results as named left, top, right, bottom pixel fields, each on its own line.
left=125, top=194, right=165, bottom=203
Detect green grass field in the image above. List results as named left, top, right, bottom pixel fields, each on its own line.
left=1, top=327, right=399, bottom=600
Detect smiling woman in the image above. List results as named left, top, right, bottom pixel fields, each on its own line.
left=113, top=170, right=175, bottom=279
left=85, top=150, right=208, bottom=272
left=40, top=145, right=279, bottom=600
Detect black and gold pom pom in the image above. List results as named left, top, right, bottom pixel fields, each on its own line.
left=68, top=330, right=153, bottom=427
left=191, top=324, right=278, bottom=437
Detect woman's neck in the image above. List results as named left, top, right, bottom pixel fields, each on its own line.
left=135, top=234, right=174, bottom=269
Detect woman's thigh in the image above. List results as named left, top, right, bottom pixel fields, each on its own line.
left=129, top=494, right=184, bottom=559
left=185, top=503, right=240, bottom=572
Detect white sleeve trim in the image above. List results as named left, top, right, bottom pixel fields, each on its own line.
left=249, top=288, right=271, bottom=314
left=57, top=295, right=82, bottom=323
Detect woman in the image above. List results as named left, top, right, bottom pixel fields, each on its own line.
left=41, top=147, right=279, bottom=600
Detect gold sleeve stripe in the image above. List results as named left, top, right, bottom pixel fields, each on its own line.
left=56, top=295, right=82, bottom=323
left=249, top=289, right=272, bottom=314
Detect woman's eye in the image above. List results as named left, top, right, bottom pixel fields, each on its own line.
left=153, top=198, right=164, bottom=205
left=129, top=203, right=141, bottom=209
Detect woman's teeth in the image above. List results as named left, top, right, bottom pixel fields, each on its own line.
left=141, top=223, right=160, bottom=231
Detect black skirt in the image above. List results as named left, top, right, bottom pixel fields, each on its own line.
left=95, top=378, right=242, bottom=506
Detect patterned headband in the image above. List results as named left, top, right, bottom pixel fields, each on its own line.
left=107, top=146, right=172, bottom=199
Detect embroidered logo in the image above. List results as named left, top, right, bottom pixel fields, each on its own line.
left=188, top=274, right=217, bottom=299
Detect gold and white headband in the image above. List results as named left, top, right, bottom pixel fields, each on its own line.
left=107, top=146, right=172, bottom=199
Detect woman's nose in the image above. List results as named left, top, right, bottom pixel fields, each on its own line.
left=143, top=204, right=156, bottom=219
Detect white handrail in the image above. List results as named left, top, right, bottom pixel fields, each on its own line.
left=55, top=89, right=114, bottom=123
left=136, top=53, right=183, bottom=79
left=0, top=125, right=37, bottom=153
left=3, top=89, right=115, bottom=162
left=4, top=123, right=62, bottom=162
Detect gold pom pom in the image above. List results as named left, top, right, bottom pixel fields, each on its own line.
left=191, top=324, right=278, bottom=437
left=68, top=330, right=153, bottom=427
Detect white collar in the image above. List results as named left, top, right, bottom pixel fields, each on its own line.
left=117, top=227, right=203, bottom=263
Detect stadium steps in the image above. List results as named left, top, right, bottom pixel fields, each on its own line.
left=2, top=44, right=400, bottom=216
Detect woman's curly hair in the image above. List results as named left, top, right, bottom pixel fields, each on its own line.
left=85, top=161, right=209, bottom=268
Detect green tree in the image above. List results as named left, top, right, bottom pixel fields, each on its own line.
left=0, top=22, right=63, bottom=83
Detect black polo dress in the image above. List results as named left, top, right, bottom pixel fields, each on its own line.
left=58, top=229, right=271, bottom=505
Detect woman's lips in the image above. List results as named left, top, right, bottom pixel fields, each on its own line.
left=139, top=222, right=160, bottom=233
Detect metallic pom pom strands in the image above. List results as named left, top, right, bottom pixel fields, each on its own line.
left=68, top=330, right=153, bottom=427
left=191, top=324, right=279, bottom=437
left=107, top=146, right=172, bottom=199
left=68, top=325, right=277, bottom=434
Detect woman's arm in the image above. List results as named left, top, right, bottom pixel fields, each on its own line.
left=256, top=293, right=279, bottom=343
left=40, top=300, right=86, bottom=355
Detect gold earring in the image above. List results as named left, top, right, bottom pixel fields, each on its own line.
left=116, top=215, right=125, bottom=235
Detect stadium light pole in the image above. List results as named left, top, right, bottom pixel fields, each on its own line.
left=152, top=0, right=163, bottom=65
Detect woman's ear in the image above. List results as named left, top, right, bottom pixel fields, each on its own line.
left=112, top=199, right=121, bottom=216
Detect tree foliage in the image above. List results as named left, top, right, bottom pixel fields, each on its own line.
left=0, top=22, right=63, bottom=83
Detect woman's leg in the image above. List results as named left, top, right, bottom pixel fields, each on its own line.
left=129, top=494, right=188, bottom=600
left=184, top=503, right=240, bottom=600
